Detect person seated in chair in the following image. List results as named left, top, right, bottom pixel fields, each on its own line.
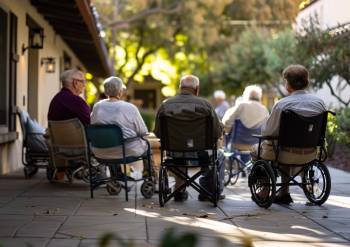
left=47, top=69, right=90, bottom=180
left=222, top=85, right=269, bottom=151
left=251, top=64, right=327, bottom=204
left=91, top=76, right=155, bottom=181
left=213, top=90, right=229, bottom=120
left=154, top=75, right=225, bottom=202
left=48, top=69, right=90, bottom=125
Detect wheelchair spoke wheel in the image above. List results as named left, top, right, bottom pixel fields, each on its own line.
left=302, top=161, right=331, bottom=205
left=141, top=180, right=155, bottom=199
left=159, top=167, right=170, bottom=207
left=106, top=181, right=122, bottom=195
left=224, top=158, right=233, bottom=186
left=229, top=158, right=240, bottom=186
left=249, top=161, right=276, bottom=208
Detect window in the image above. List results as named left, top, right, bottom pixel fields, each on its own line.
left=0, top=5, right=17, bottom=135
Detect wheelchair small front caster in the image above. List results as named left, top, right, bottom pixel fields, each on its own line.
left=141, top=180, right=155, bottom=199
left=106, top=181, right=122, bottom=196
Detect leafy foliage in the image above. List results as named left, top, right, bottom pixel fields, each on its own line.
left=295, top=19, right=350, bottom=106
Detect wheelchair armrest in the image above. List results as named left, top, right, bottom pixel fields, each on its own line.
left=252, top=134, right=277, bottom=140
left=327, top=110, right=336, bottom=116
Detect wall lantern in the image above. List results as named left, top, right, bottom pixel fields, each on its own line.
left=22, top=28, right=44, bottom=54
left=41, top=57, right=56, bottom=73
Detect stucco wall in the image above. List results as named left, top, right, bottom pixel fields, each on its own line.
left=0, top=0, right=87, bottom=174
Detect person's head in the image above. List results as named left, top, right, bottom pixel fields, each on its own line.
left=282, top=64, right=309, bottom=93
left=242, top=85, right=263, bottom=102
left=179, top=75, right=200, bottom=96
left=103, top=76, right=124, bottom=99
left=213, top=90, right=226, bottom=105
left=60, top=69, right=86, bottom=96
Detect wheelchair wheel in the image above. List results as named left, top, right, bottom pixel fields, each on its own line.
left=223, top=158, right=232, bottom=186
left=229, top=158, right=240, bottom=186
left=249, top=161, right=276, bottom=208
left=24, top=166, right=38, bottom=179
left=159, top=167, right=170, bottom=207
left=141, top=180, right=155, bottom=199
left=106, top=181, right=122, bottom=195
left=302, top=161, right=331, bottom=205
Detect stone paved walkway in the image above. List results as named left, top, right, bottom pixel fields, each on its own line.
left=0, top=167, right=350, bottom=247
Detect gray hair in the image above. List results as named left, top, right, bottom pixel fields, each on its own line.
left=103, top=76, right=124, bottom=97
left=242, top=85, right=263, bottom=101
left=179, top=75, right=200, bottom=89
left=60, top=69, right=83, bottom=87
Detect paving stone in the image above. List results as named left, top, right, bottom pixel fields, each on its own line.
left=57, top=215, right=146, bottom=240
left=0, top=197, right=81, bottom=216
left=0, top=215, right=32, bottom=237
left=46, top=238, right=80, bottom=247
left=0, top=238, right=48, bottom=247
left=16, top=215, right=66, bottom=238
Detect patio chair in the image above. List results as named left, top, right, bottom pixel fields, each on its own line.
left=223, top=119, right=261, bottom=186
left=47, top=118, right=91, bottom=183
left=249, top=110, right=334, bottom=208
left=85, top=124, right=154, bottom=201
left=158, top=115, right=220, bottom=207
left=17, top=108, right=49, bottom=178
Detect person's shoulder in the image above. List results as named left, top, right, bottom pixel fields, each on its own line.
left=121, top=101, right=140, bottom=112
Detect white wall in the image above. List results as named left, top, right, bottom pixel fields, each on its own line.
left=296, top=0, right=350, bottom=108
left=0, top=0, right=87, bottom=174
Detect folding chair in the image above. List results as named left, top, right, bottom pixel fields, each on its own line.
left=85, top=124, right=154, bottom=201
left=17, top=108, right=49, bottom=178
left=158, top=115, right=220, bottom=207
left=224, top=120, right=261, bottom=186
left=47, top=119, right=90, bottom=183
left=249, top=110, right=334, bottom=208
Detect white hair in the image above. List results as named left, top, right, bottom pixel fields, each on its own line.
left=213, top=90, right=226, bottom=99
left=60, top=69, right=83, bottom=87
left=103, top=76, right=124, bottom=97
left=242, top=85, right=263, bottom=101
left=179, top=75, right=200, bottom=89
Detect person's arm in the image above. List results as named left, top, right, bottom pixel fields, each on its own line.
left=132, top=106, right=148, bottom=136
left=209, top=103, right=223, bottom=140
left=222, top=104, right=240, bottom=134
left=261, top=104, right=282, bottom=137
left=72, top=98, right=91, bottom=125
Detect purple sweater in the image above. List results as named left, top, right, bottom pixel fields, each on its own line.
left=48, top=88, right=91, bottom=125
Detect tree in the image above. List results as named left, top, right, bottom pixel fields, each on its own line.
left=295, top=20, right=350, bottom=106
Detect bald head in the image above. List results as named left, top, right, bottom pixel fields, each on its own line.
left=179, top=75, right=200, bottom=95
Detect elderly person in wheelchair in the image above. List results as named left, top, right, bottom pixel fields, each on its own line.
left=222, top=85, right=269, bottom=184
left=91, top=76, right=153, bottom=172
left=155, top=75, right=225, bottom=206
left=250, top=64, right=331, bottom=208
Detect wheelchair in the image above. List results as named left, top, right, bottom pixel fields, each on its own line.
left=17, top=108, right=50, bottom=178
left=249, top=110, right=334, bottom=208
left=85, top=124, right=155, bottom=201
left=223, top=120, right=261, bottom=186
left=157, top=115, right=220, bottom=207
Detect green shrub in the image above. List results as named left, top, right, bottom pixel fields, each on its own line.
left=336, top=107, right=350, bottom=146
left=327, top=107, right=350, bottom=150
left=140, top=110, right=156, bottom=132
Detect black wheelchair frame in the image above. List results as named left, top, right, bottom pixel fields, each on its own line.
left=158, top=116, right=220, bottom=207
left=17, top=108, right=49, bottom=178
left=85, top=124, right=155, bottom=201
left=249, top=110, right=334, bottom=208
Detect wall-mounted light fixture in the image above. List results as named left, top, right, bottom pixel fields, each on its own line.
left=41, top=57, right=56, bottom=73
left=22, top=28, right=44, bottom=54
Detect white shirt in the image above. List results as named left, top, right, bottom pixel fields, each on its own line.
left=222, top=100, right=269, bottom=133
left=91, top=99, right=148, bottom=159
left=262, top=90, right=327, bottom=137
